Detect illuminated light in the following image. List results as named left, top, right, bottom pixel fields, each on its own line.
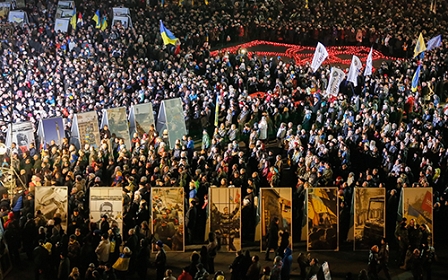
left=211, top=41, right=396, bottom=69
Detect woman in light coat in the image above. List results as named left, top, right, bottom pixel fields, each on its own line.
left=259, top=116, right=268, bottom=141
left=95, top=233, right=111, bottom=264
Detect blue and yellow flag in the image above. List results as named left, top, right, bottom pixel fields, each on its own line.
left=92, top=10, right=101, bottom=29
left=411, top=65, right=421, bottom=93
left=100, top=15, right=108, bottom=31
left=413, top=33, right=426, bottom=58
left=160, top=20, right=178, bottom=45
left=70, top=8, right=77, bottom=30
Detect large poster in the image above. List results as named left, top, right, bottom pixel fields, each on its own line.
left=106, top=107, right=131, bottom=150
left=209, top=188, right=241, bottom=252
left=402, top=188, right=433, bottom=244
left=0, top=3, right=10, bottom=19
left=130, top=103, right=155, bottom=137
left=260, top=188, right=292, bottom=252
left=90, top=188, right=123, bottom=233
left=41, top=117, right=65, bottom=146
left=35, top=186, right=68, bottom=231
left=353, top=188, right=385, bottom=250
left=6, top=122, right=35, bottom=153
left=307, top=188, right=338, bottom=251
left=75, top=111, right=101, bottom=148
left=151, top=187, right=184, bottom=252
left=157, top=98, right=186, bottom=149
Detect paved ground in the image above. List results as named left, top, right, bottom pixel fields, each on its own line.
left=6, top=241, right=447, bottom=279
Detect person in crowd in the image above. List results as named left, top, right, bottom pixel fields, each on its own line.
left=246, top=255, right=261, bottom=280
left=265, top=217, right=280, bottom=261
left=95, top=233, right=111, bottom=265
left=377, top=238, right=391, bottom=280
left=155, top=240, right=167, bottom=280
left=206, top=232, right=219, bottom=274
left=270, top=256, right=283, bottom=280
left=306, top=258, right=320, bottom=280
left=368, top=245, right=379, bottom=280
left=229, top=250, right=245, bottom=280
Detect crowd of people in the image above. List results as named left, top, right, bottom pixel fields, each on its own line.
left=0, top=0, right=448, bottom=279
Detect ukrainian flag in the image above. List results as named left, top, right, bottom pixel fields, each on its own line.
left=411, top=65, right=421, bottom=93
left=92, top=10, right=101, bottom=29
left=160, top=20, right=178, bottom=45
left=413, top=33, right=426, bottom=58
left=70, top=8, right=77, bottom=30
left=101, top=15, right=108, bottom=31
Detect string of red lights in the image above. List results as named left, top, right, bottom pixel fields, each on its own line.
left=210, top=40, right=398, bottom=68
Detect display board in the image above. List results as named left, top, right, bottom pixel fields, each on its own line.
left=90, top=188, right=123, bottom=233
left=35, top=186, right=68, bottom=231
left=37, top=117, right=65, bottom=147
left=353, top=188, right=385, bottom=250
left=0, top=3, right=10, bottom=19
left=103, top=107, right=131, bottom=150
left=401, top=188, right=433, bottom=245
left=151, top=187, right=184, bottom=251
left=129, top=103, right=155, bottom=137
left=156, top=98, right=186, bottom=149
left=6, top=121, right=35, bottom=153
left=209, top=188, right=241, bottom=252
left=260, top=188, right=292, bottom=252
left=307, top=187, right=338, bottom=251
left=54, top=18, right=70, bottom=33
left=7, top=10, right=28, bottom=24
left=71, top=111, right=101, bottom=148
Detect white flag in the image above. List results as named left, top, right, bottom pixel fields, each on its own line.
left=325, top=68, right=345, bottom=97
left=364, top=47, right=373, bottom=76
left=347, top=55, right=362, bottom=86
left=311, top=42, right=329, bottom=73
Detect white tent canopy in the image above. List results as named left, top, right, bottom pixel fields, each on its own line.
left=55, top=8, right=75, bottom=19
left=112, top=7, right=130, bottom=16
left=8, top=10, right=29, bottom=25
left=57, top=0, right=74, bottom=8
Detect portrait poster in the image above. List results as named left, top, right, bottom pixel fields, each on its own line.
left=353, top=188, right=385, bottom=251
left=260, top=188, right=292, bottom=252
left=0, top=3, right=10, bottom=19
left=209, top=188, right=241, bottom=252
left=6, top=122, right=35, bottom=153
left=90, top=188, right=123, bottom=233
left=106, top=107, right=131, bottom=150
left=74, top=111, right=101, bottom=148
left=35, top=186, right=68, bottom=231
left=151, top=187, right=185, bottom=252
left=307, top=187, right=338, bottom=251
left=129, top=103, right=155, bottom=137
left=402, top=188, right=433, bottom=244
left=41, top=117, right=65, bottom=147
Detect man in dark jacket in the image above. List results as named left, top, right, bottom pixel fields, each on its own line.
left=281, top=247, right=293, bottom=280
left=185, top=200, right=198, bottom=244
left=34, top=240, right=50, bottom=280
left=155, top=240, right=166, bottom=280
left=229, top=250, right=245, bottom=280
left=265, top=217, right=279, bottom=260
left=378, top=238, right=391, bottom=280
left=368, top=245, right=379, bottom=280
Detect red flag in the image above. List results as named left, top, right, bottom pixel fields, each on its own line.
left=174, top=43, right=181, bottom=55
left=421, top=191, right=432, bottom=214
